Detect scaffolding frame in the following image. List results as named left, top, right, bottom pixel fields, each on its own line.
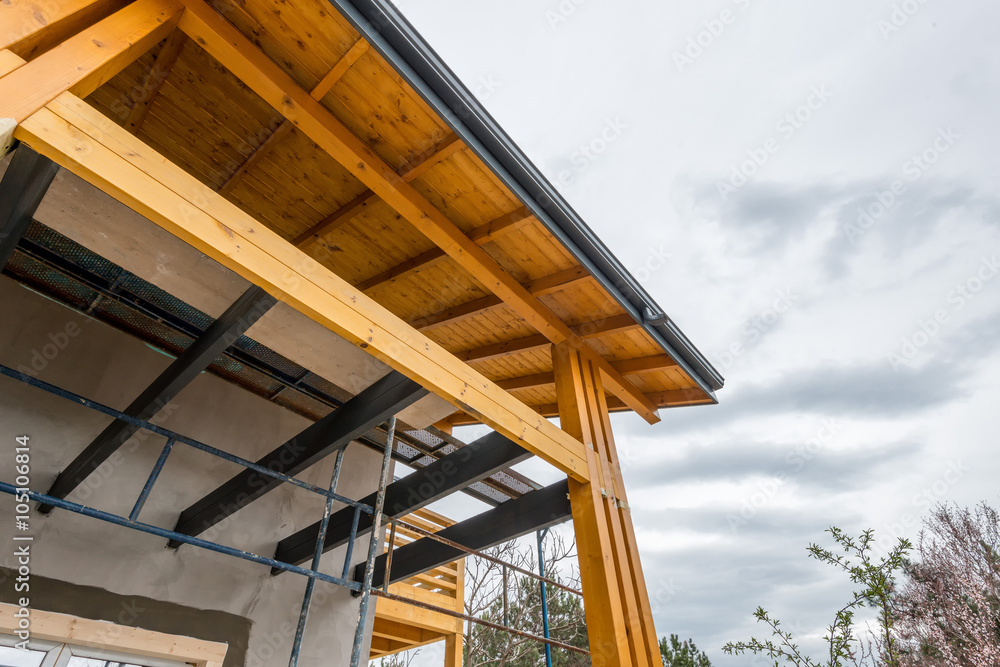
left=0, top=363, right=585, bottom=665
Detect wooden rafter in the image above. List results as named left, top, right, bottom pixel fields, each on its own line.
left=217, top=38, right=370, bottom=197
left=412, top=266, right=592, bottom=332
left=16, top=91, right=591, bottom=481
left=124, top=28, right=187, bottom=133
left=457, top=313, right=641, bottom=363
left=495, top=354, right=679, bottom=392
left=291, top=131, right=463, bottom=248
left=173, top=0, right=660, bottom=423
left=354, top=206, right=536, bottom=293
left=0, top=0, right=182, bottom=124
left=0, top=0, right=130, bottom=61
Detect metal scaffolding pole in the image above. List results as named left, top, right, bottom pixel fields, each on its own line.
left=350, top=415, right=397, bottom=667
left=537, top=527, right=553, bottom=667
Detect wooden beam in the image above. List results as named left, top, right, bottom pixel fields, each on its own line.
left=16, top=93, right=590, bottom=481
left=468, top=206, right=533, bottom=244
left=0, top=603, right=228, bottom=667
left=124, top=28, right=187, bottom=133
left=218, top=41, right=368, bottom=197
left=494, top=355, right=678, bottom=392
left=456, top=313, right=641, bottom=363
left=354, top=206, right=535, bottom=293
left=0, top=50, right=26, bottom=77
left=217, top=121, right=293, bottom=196
left=0, top=0, right=182, bottom=123
left=1, top=0, right=129, bottom=61
left=412, top=266, right=593, bottom=332
left=553, top=343, right=634, bottom=667
left=174, top=0, right=659, bottom=424
left=310, top=37, right=368, bottom=101
left=447, top=387, right=713, bottom=426
left=292, top=131, right=465, bottom=249
left=444, top=634, right=463, bottom=667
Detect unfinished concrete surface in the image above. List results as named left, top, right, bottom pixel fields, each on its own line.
left=0, top=278, right=385, bottom=665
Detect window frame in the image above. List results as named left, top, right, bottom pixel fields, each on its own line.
left=0, top=604, right=227, bottom=667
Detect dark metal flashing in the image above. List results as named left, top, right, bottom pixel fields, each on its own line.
left=325, top=0, right=723, bottom=397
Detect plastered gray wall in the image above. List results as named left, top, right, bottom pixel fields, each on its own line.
left=0, top=278, right=385, bottom=666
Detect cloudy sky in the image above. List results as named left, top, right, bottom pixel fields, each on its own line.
left=382, top=0, right=1000, bottom=664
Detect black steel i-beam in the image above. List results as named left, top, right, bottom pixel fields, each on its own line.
left=354, top=479, right=571, bottom=589
left=0, top=145, right=59, bottom=270
left=170, top=371, right=428, bottom=545
left=39, top=286, right=277, bottom=512
left=272, top=431, right=531, bottom=571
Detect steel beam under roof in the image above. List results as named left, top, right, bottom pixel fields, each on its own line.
left=40, top=285, right=277, bottom=512
left=273, top=431, right=531, bottom=570
left=0, top=145, right=58, bottom=270
left=356, top=479, right=572, bottom=590
left=170, top=371, right=428, bottom=544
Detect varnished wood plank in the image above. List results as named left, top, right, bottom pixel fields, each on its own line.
left=124, top=28, right=187, bottom=133
left=1, top=0, right=128, bottom=60
left=0, top=50, right=25, bottom=77
left=17, top=93, right=590, bottom=481
left=174, top=0, right=659, bottom=423
left=0, top=0, right=182, bottom=123
left=311, top=38, right=369, bottom=101
left=553, top=343, right=632, bottom=666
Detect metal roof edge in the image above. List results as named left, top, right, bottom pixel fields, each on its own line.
left=325, top=0, right=725, bottom=395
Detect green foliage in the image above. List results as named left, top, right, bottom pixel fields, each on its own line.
left=659, top=634, right=712, bottom=667
left=723, top=527, right=912, bottom=667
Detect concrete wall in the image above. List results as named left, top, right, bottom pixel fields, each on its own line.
left=0, top=278, right=388, bottom=666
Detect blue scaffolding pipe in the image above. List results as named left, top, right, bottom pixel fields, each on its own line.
left=537, top=528, right=553, bottom=667
left=0, top=364, right=372, bottom=514
left=350, top=415, right=397, bottom=667
left=288, top=447, right=347, bottom=667
left=129, top=436, right=175, bottom=521
left=0, top=482, right=362, bottom=590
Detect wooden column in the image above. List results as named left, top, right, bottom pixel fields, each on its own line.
left=443, top=633, right=462, bottom=667
left=553, top=342, right=661, bottom=667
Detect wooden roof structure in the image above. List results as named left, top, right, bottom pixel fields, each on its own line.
left=0, top=0, right=724, bottom=664
left=4, top=0, right=720, bottom=429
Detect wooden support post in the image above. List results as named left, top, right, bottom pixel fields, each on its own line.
left=444, top=633, right=463, bottom=667
left=553, top=341, right=661, bottom=667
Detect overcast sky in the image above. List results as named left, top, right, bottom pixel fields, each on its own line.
left=389, top=1, right=1000, bottom=664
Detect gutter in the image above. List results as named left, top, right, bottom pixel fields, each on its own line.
left=326, top=0, right=725, bottom=397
